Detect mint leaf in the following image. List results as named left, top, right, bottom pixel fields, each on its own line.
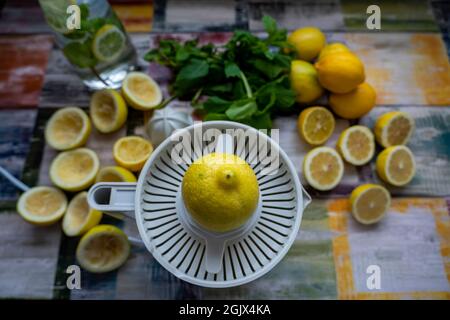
left=203, top=96, right=231, bottom=113
left=63, top=40, right=97, bottom=68
left=224, top=61, right=241, bottom=78
left=176, top=59, right=209, bottom=82
left=226, top=99, right=257, bottom=120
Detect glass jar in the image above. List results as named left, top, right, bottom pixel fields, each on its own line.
left=39, top=0, right=137, bottom=89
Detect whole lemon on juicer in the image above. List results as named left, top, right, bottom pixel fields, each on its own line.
left=317, top=42, right=350, bottom=61
left=329, top=82, right=376, bottom=119
left=290, top=60, right=324, bottom=104
left=182, top=153, right=259, bottom=233
left=287, top=27, right=327, bottom=61
left=315, top=52, right=365, bottom=93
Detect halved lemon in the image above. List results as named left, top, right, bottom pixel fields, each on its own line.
left=350, top=184, right=391, bottom=224
left=122, top=72, right=163, bottom=111
left=303, top=146, right=344, bottom=191
left=76, top=225, right=130, bottom=273
left=45, top=107, right=91, bottom=151
left=376, top=145, right=416, bottom=186
left=337, top=125, right=375, bottom=166
left=62, top=192, right=102, bottom=237
left=17, top=186, right=67, bottom=226
left=92, top=24, right=126, bottom=63
left=50, top=148, right=100, bottom=192
left=113, top=136, right=153, bottom=172
left=298, top=106, right=335, bottom=145
left=374, top=111, right=415, bottom=148
left=95, top=166, right=137, bottom=183
left=90, top=89, right=128, bottom=133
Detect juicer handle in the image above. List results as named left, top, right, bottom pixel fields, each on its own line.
left=87, top=182, right=137, bottom=219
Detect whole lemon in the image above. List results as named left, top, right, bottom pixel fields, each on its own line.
left=315, top=52, right=365, bottom=93
left=318, top=42, right=350, bottom=61
left=329, top=82, right=376, bottom=119
left=288, top=27, right=326, bottom=61
left=290, top=60, right=324, bottom=104
left=182, top=153, right=259, bottom=233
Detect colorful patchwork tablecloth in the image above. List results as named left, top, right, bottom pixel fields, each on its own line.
left=0, top=0, right=449, bottom=299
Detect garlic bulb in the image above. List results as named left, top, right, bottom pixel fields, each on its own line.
left=145, top=107, right=193, bottom=146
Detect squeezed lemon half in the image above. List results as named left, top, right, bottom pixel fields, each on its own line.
left=62, top=192, right=102, bottom=237
left=50, top=148, right=100, bottom=192
left=45, top=107, right=91, bottom=151
left=17, top=186, right=67, bottom=226
left=122, top=72, right=163, bottom=111
left=90, top=89, right=128, bottom=134
left=76, top=225, right=130, bottom=273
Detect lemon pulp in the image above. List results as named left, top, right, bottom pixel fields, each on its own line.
left=182, top=153, right=259, bottom=233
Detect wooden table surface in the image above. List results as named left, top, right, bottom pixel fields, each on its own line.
left=0, top=0, right=449, bottom=299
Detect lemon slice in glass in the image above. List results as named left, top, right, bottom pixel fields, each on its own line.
left=374, top=111, right=415, bottom=148
left=350, top=184, right=390, bottom=224
left=17, top=186, right=67, bottom=226
left=376, top=145, right=416, bottom=186
left=45, top=107, right=92, bottom=151
left=122, top=72, right=163, bottom=110
left=297, top=106, right=335, bottom=145
left=303, top=146, right=344, bottom=191
left=50, top=148, right=100, bottom=192
left=95, top=166, right=137, bottom=183
left=92, top=24, right=126, bottom=63
left=337, top=125, right=375, bottom=166
left=113, top=136, right=153, bottom=172
left=76, top=225, right=130, bottom=273
left=90, top=89, right=128, bottom=133
left=62, top=192, right=102, bottom=237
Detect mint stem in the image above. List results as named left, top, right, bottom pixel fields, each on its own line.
left=90, top=66, right=109, bottom=87
left=239, top=71, right=252, bottom=98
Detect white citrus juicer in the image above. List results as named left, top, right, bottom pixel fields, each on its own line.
left=88, top=121, right=311, bottom=288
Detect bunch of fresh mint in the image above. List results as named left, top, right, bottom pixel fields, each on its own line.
left=144, top=16, right=296, bottom=129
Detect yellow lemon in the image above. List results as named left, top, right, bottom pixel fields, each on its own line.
left=329, top=82, right=376, bottom=119
left=17, top=186, right=67, bottom=226
left=76, top=225, right=130, bottom=273
left=337, top=125, right=375, bottom=166
left=287, top=27, right=327, bottom=61
left=315, top=52, right=365, bottom=93
left=298, top=106, right=335, bottom=145
left=62, top=192, right=102, bottom=237
left=113, top=136, right=153, bottom=172
left=318, top=42, right=350, bottom=61
left=50, top=148, right=100, bottom=192
left=303, top=146, right=344, bottom=191
left=376, top=145, right=416, bottom=186
left=182, top=153, right=259, bottom=233
left=290, top=60, right=325, bottom=104
left=90, top=89, right=128, bottom=133
left=350, top=184, right=391, bottom=224
left=122, top=72, right=163, bottom=111
left=96, top=166, right=137, bottom=183
left=374, top=111, right=415, bottom=148
left=45, top=107, right=91, bottom=151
